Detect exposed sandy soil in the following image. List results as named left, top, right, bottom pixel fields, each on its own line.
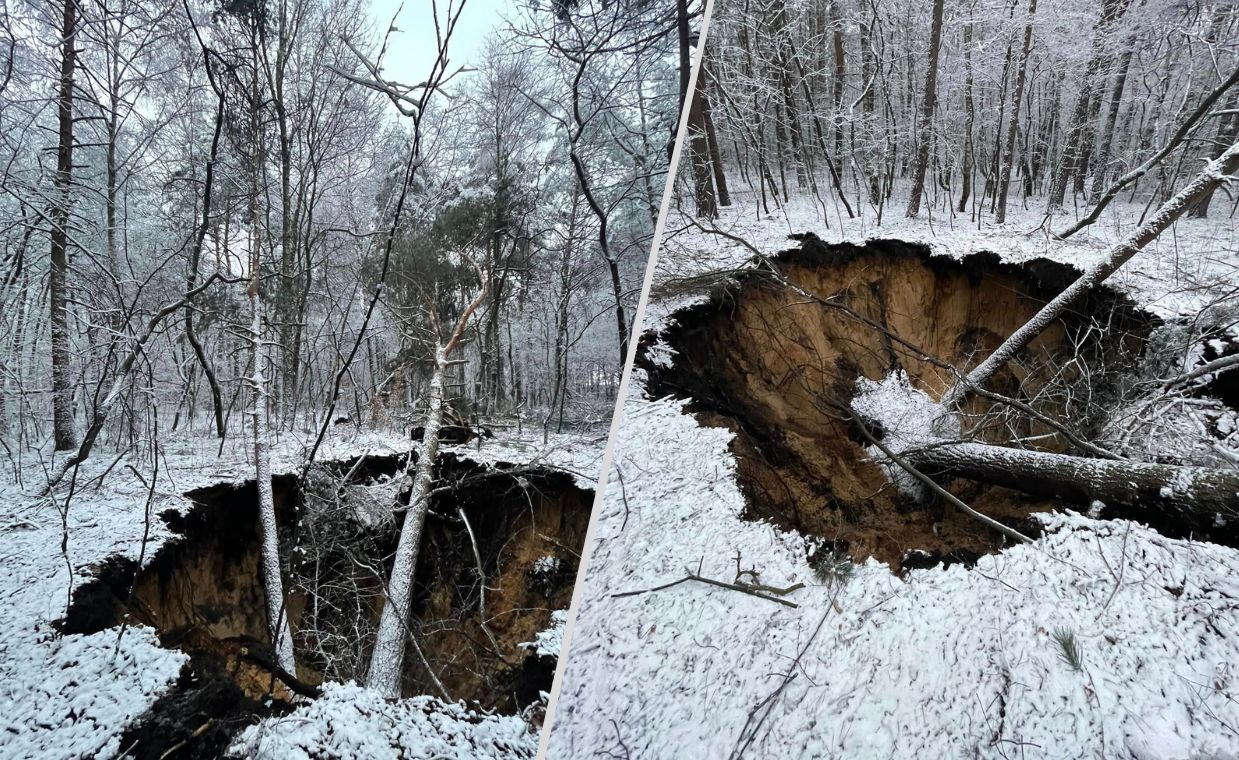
left=640, top=237, right=1152, bottom=569
left=57, top=453, right=592, bottom=756
left=411, top=459, right=591, bottom=709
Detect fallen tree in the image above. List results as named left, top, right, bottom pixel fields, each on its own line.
left=859, top=146, right=1239, bottom=532
left=942, top=140, right=1239, bottom=409
left=685, top=143, right=1239, bottom=551
left=1055, top=67, right=1239, bottom=240
left=900, top=440, right=1239, bottom=520
left=367, top=281, right=488, bottom=699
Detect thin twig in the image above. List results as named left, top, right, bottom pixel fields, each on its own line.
left=613, top=567, right=801, bottom=608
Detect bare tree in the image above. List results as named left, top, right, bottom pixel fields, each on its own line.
left=1058, top=66, right=1239, bottom=238
left=947, top=141, right=1239, bottom=409
left=995, top=0, right=1036, bottom=224
left=367, top=280, right=487, bottom=697
left=905, top=0, right=945, bottom=218
left=50, top=0, right=77, bottom=452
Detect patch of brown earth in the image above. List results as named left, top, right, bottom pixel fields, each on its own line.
left=408, top=461, right=590, bottom=710
left=60, top=452, right=591, bottom=741
left=640, top=237, right=1151, bottom=570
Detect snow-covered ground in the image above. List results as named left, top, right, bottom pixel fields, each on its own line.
left=0, top=421, right=604, bottom=759
left=230, top=682, right=539, bottom=759
left=653, top=193, right=1239, bottom=326
left=543, top=194, right=1239, bottom=759
left=521, top=609, right=569, bottom=659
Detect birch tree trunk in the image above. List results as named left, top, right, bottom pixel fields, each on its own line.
left=943, top=140, right=1239, bottom=408
left=50, top=0, right=77, bottom=452
left=367, top=345, right=448, bottom=697
left=245, top=23, right=295, bottom=672
left=249, top=284, right=297, bottom=675
left=368, top=284, right=486, bottom=697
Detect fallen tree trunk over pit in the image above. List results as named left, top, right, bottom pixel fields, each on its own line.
left=942, top=140, right=1239, bottom=409
left=904, top=441, right=1239, bottom=520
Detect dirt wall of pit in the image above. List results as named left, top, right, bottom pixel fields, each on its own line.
left=60, top=452, right=592, bottom=723
left=640, top=237, right=1152, bottom=569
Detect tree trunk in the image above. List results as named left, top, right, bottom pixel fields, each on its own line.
left=905, top=0, right=944, bottom=218
left=772, top=4, right=809, bottom=192
left=984, top=40, right=1014, bottom=211
left=670, top=0, right=691, bottom=159
left=50, top=0, right=77, bottom=452
left=996, top=0, right=1037, bottom=224
left=703, top=103, right=731, bottom=208
left=250, top=285, right=297, bottom=675
left=945, top=140, right=1239, bottom=407
left=830, top=1, right=845, bottom=174
left=1046, top=0, right=1131, bottom=212
left=1048, top=91, right=1095, bottom=209
left=1089, top=45, right=1134, bottom=200
left=1058, top=65, right=1239, bottom=238
left=903, top=441, right=1239, bottom=520
left=688, top=64, right=718, bottom=219
left=700, top=55, right=731, bottom=208
left=368, top=344, right=448, bottom=697
left=368, top=283, right=485, bottom=697
left=1189, top=91, right=1239, bottom=218
left=958, top=21, right=975, bottom=213
left=789, top=39, right=856, bottom=217
left=186, top=53, right=228, bottom=439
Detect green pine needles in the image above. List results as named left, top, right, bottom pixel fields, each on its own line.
left=1052, top=627, right=1084, bottom=672
left=810, top=546, right=855, bottom=589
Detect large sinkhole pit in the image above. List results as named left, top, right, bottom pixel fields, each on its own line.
left=638, top=236, right=1191, bottom=571
left=58, top=452, right=591, bottom=759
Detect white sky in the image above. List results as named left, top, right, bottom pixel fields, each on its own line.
left=365, top=0, right=511, bottom=84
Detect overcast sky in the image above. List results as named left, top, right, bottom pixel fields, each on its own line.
left=365, top=0, right=511, bottom=85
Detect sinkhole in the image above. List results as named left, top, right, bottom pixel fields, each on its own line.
left=58, top=451, right=591, bottom=759
left=638, top=236, right=1236, bottom=571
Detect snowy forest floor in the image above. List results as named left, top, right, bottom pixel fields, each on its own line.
left=544, top=192, right=1239, bottom=759
left=0, top=422, right=605, bottom=759
left=656, top=192, right=1239, bottom=324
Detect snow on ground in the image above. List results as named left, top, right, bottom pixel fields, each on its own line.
left=229, top=682, right=538, bottom=759
left=441, top=429, right=608, bottom=490
left=544, top=195, right=1239, bottom=759
left=521, top=609, right=569, bottom=659
left=653, top=192, right=1239, bottom=327
left=546, top=382, right=1239, bottom=759
left=0, top=420, right=603, bottom=759
left=852, top=370, right=960, bottom=501
left=0, top=451, right=194, bottom=760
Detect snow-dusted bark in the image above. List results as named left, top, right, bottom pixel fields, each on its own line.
left=995, top=0, right=1036, bottom=224
left=904, top=0, right=944, bottom=218
left=856, top=373, right=1239, bottom=521
left=367, top=279, right=486, bottom=697
left=367, top=344, right=448, bottom=697
left=42, top=273, right=223, bottom=492
left=49, top=0, right=77, bottom=453
left=1165, top=351, right=1239, bottom=390
left=250, top=290, right=296, bottom=675
left=943, top=140, right=1239, bottom=408
left=902, top=440, right=1239, bottom=519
